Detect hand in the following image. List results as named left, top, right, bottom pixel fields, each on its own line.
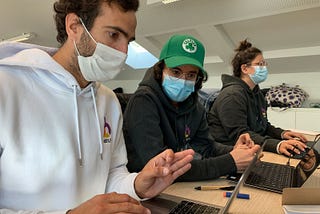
left=230, top=144, right=260, bottom=171
left=278, top=139, right=308, bottom=157
left=282, top=131, right=308, bottom=142
left=67, top=192, right=150, bottom=214
left=234, top=133, right=254, bottom=149
left=134, top=149, right=194, bottom=199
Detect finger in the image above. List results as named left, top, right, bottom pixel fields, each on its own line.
left=103, top=201, right=150, bottom=214
left=248, top=139, right=255, bottom=148
left=169, top=155, right=193, bottom=179
left=281, top=143, right=295, bottom=156
left=151, top=149, right=174, bottom=168
left=239, top=134, right=249, bottom=143
left=296, top=141, right=308, bottom=151
left=171, top=162, right=192, bottom=179
left=251, top=145, right=261, bottom=153
left=156, top=149, right=194, bottom=168
left=154, top=153, right=194, bottom=178
left=235, top=144, right=250, bottom=150
left=172, top=149, right=195, bottom=162
left=102, top=193, right=140, bottom=205
left=297, top=134, right=308, bottom=142
left=292, top=145, right=301, bottom=154
left=282, top=148, right=293, bottom=157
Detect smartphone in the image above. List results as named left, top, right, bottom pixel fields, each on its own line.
left=226, top=173, right=242, bottom=183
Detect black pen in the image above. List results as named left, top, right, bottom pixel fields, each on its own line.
left=194, top=185, right=236, bottom=191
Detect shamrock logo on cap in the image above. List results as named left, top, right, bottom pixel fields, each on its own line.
left=182, top=38, right=197, bottom=53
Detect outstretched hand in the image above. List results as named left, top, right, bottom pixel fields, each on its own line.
left=134, top=149, right=194, bottom=199
left=282, top=131, right=308, bottom=142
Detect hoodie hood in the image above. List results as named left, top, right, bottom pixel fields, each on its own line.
left=221, top=74, right=260, bottom=94
left=0, top=41, right=83, bottom=90
left=138, top=66, right=198, bottom=113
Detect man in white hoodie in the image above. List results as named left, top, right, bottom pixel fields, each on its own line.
left=0, top=0, right=194, bottom=213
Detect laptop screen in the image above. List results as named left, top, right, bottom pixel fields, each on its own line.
left=221, top=144, right=264, bottom=213
left=295, top=135, right=320, bottom=187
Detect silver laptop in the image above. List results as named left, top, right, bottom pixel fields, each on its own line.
left=244, top=135, right=320, bottom=193
left=141, top=146, right=263, bottom=214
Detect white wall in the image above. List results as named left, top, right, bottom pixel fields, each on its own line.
left=106, top=72, right=320, bottom=107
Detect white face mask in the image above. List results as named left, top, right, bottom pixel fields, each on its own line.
left=74, top=18, right=127, bottom=82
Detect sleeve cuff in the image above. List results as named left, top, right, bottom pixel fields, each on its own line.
left=276, top=141, right=284, bottom=154
left=281, top=130, right=288, bottom=139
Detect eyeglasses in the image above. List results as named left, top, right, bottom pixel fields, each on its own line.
left=247, top=60, right=268, bottom=69
left=166, top=68, right=199, bottom=81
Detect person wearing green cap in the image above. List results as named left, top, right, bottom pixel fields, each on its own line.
left=123, top=34, right=260, bottom=181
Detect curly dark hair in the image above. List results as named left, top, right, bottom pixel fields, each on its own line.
left=53, top=0, right=139, bottom=44
left=153, top=60, right=207, bottom=91
left=231, top=39, right=262, bottom=77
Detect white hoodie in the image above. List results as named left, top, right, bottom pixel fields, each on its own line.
left=0, top=42, right=138, bottom=213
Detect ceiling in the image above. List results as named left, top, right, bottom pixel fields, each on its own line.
left=1, top=0, right=320, bottom=81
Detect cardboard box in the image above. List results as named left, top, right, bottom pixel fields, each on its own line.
left=282, top=188, right=320, bottom=214
left=282, top=188, right=320, bottom=205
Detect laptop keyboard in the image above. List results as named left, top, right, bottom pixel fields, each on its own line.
left=169, top=200, right=220, bottom=214
left=245, top=161, right=294, bottom=192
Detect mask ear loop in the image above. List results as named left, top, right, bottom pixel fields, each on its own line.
left=79, top=17, right=97, bottom=44
left=73, top=40, right=81, bottom=56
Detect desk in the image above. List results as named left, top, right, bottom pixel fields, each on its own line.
left=161, top=152, right=320, bottom=214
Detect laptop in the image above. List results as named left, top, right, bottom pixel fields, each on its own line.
left=244, top=135, right=320, bottom=194
left=141, top=146, right=263, bottom=214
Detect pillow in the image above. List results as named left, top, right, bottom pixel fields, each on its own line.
left=265, top=83, right=308, bottom=108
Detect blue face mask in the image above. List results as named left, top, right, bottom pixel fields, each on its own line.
left=249, top=66, right=268, bottom=84
left=162, top=74, right=195, bottom=102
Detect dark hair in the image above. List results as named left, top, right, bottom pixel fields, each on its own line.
left=53, top=0, right=139, bottom=44
left=153, top=60, right=207, bottom=91
left=231, top=39, right=262, bottom=77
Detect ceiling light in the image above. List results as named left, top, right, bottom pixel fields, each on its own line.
left=1, top=32, right=35, bottom=42
left=162, top=0, right=181, bottom=4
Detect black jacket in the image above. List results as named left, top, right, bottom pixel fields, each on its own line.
left=123, top=67, right=236, bottom=181
left=207, top=74, right=285, bottom=152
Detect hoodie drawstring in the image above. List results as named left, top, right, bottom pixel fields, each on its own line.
left=91, top=86, right=104, bottom=160
left=73, top=85, right=83, bottom=167
left=72, top=85, right=104, bottom=166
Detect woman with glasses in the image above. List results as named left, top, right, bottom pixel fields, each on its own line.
left=123, top=35, right=260, bottom=181
left=207, top=39, right=308, bottom=157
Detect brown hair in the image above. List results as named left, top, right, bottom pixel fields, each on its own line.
left=53, top=0, right=139, bottom=44
left=231, top=39, right=262, bottom=77
left=153, top=60, right=207, bottom=91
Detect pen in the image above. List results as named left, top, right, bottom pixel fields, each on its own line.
left=223, top=192, right=250, bottom=200
left=194, top=185, right=235, bottom=191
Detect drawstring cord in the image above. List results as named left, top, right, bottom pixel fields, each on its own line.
left=73, top=85, right=83, bottom=167
left=91, top=87, right=103, bottom=160
left=72, top=85, right=104, bottom=166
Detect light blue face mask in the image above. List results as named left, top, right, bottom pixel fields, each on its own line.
left=162, top=74, right=195, bottom=102
left=249, top=66, right=268, bottom=84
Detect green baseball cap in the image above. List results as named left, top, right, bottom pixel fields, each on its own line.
left=159, top=34, right=206, bottom=74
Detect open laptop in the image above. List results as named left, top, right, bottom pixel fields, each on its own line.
left=244, top=135, right=320, bottom=194
left=141, top=146, right=263, bottom=214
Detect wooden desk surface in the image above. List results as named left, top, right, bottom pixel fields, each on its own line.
left=162, top=152, right=320, bottom=214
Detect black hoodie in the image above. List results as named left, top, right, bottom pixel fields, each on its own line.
left=123, top=67, right=236, bottom=181
left=207, top=74, right=285, bottom=153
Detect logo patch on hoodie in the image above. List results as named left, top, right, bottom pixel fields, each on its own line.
left=103, top=116, right=111, bottom=143
left=261, top=107, right=267, bottom=118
